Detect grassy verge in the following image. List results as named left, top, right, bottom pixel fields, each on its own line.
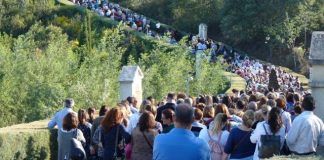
left=0, top=120, right=57, bottom=160
left=223, top=71, right=246, bottom=94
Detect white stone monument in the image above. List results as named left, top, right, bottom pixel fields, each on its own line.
left=309, top=31, right=324, bottom=120
left=198, top=23, right=208, bottom=41
left=119, top=66, right=144, bottom=106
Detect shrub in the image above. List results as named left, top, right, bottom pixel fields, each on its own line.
left=0, top=120, right=57, bottom=160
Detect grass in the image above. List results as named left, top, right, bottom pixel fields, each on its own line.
left=223, top=71, right=246, bottom=94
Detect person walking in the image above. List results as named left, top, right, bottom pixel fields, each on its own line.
left=153, top=103, right=210, bottom=160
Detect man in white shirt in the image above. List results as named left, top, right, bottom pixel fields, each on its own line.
left=48, top=98, right=77, bottom=129
left=287, top=94, right=324, bottom=155
left=127, top=96, right=138, bottom=114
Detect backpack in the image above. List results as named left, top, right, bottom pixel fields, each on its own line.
left=258, top=123, right=281, bottom=159
left=70, top=129, right=86, bottom=160
left=208, top=131, right=223, bottom=160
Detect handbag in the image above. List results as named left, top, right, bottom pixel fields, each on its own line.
left=97, top=128, right=104, bottom=158
left=280, top=139, right=291, bottom=155
left=113, top=126, right=120, bottom=160
left=142, top=131, right=153, bottom=149
left=258, top=123, right=281, bottom=159
left=70, top=129, right=86, bottom=160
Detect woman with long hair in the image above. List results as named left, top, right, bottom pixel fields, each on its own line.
left=101, top=107, right=131, bottom=160
left=214, top=103, right=241, bottom=130
left=77, top=109, right=92, bottom=158
left=58, top=112, right=85, bottom=160
left=131, top=112, right=158, bottom=160
left=199, top=113, right=230, bottom=160
left=224, top=110, right=256, bottom=160
left=203, top=105, right=215, bottom=128
left=250, top=107, right=285, bottom=160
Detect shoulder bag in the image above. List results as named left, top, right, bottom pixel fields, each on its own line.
left=70, top=129, right=86, bottom=160
left=258, top=123, right=281, bottom=159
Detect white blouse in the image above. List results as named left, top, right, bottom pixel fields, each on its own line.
left=250, top=121, right=285, bottom=160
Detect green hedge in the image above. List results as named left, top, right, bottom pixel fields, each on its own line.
left=0, top=120, right=57, bottom=160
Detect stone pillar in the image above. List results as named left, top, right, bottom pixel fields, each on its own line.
left=309, top=31, right=324, bottom=120
left=119, top=66, right=144, bottom=107
left=198, top=23, right=208, bottom=41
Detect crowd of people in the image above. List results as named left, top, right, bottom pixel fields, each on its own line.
left=70, top=0, right=182, bottom=43
left=68, top=0, right=306, bottom=96
left=48, top=89, right=324, bottom=160
left=225, top=54, right=303, bottom=93
left=46, top=2, right=324, bottom=159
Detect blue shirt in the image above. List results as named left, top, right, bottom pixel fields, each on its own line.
left=153, top=128, right=210, bottom=160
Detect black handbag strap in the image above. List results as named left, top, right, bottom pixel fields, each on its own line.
left=74, top=129, right=78, bottom=138
left=233, top=130, right=251, bottom=152
left=142, top=131, right=153, bottom=149
left=113, top=125, right=120, bottom=157
left=263, top=123, right=274, bottom=135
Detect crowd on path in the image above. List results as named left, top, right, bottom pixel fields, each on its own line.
left=47, top=2, right=322, bottom=159
left=48, top=88, right=324, bottom=160
left=68, top=0, right=305, bottom=95
left=70, top=0, right=182, bottom=43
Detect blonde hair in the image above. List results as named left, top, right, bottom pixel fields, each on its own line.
left=211, top=113, right=228, bottom=135
left=242, top=110, right=254, bottom=128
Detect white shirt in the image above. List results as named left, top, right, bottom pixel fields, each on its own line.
left=48, top=107, right=76, bottom=129
left=250, top=121, right=285, bottom=160
left=130, top=105, right=139, bottom=114
left=198, top=127, right=229, bottom=148
left=192, top=121, right=207, bottom=130
left=279, top=109, right=292, bottom=133
left=287, top=111, right=324, bottom=154
left=126, top=112, right=141, bottom=134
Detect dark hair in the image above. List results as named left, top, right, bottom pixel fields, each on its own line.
left=65, top=98, right=74, bottom=108
left=146, top=96, right=155, bottom=105
left=212, top=96, right=219, bottom=103
left=236, top=100, right=246, bottom=110
left=293, top=93, right=300, bottom=102
left=302, top=94, right=315, bottom=111
left=268, top=107, right=282, bottom=134
left=232, top=89, right=239, bottom=93
left=78, top=109, right=88, bottom=125
left=177, top=92, right=186, bottom=99
left=63, top=112, right=78, bottom=131
left=138, top=112, right=155, bottom=132
left=222, top=95, right=232, bottom=107
left=194, top=108, right=203, bottom=121
left=286, top=93, right=294, bottom=103
left=162, top=109, right=174, bottom=122
left=87, top=107, right=95, bottom=115
left=101, top=107, right=124, bottom=133
left=196, top=103, right=205, bottom=112
left=167, top=92, right=176, bottom=100
left=248, top=94, right=257, bottom=102
left=174, top=103, right=194, bottom=126
left=294, top=103, right=302, bottom=114
left=258, top=97, right=268, bottom=108
left=99, top=105, right=109, bottom=116
left=127, top=96, right=135, bottom=104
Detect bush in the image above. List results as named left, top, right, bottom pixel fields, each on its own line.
left=0, top=120, right=57, bottom=160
